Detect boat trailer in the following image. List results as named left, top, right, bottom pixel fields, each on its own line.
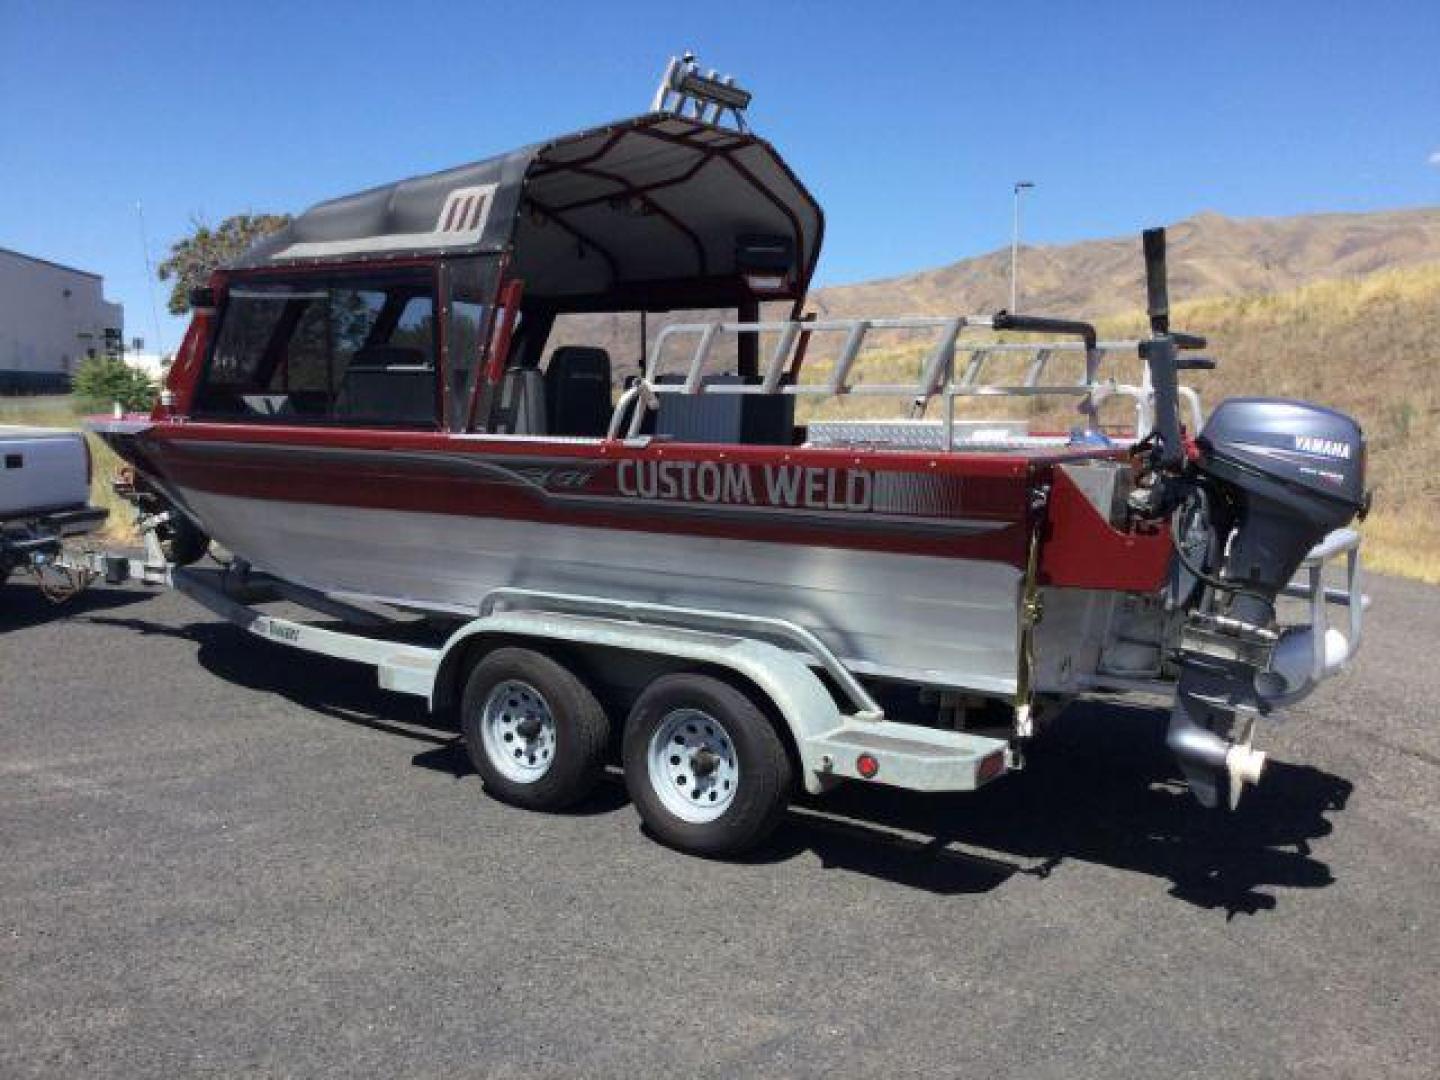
left=167, top=562, right=1015, bottom=797
left=47, top=508, right=1365, bottom=842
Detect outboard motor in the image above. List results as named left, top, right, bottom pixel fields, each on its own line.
left=1127, top=230, right=1368, bottom=808
left=1197, top=397, right=1366, bottom=609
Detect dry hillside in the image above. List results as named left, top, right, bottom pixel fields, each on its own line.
left=812, top=206, right=1440, bottom=320
left=1100, top=265, right=1440, bottom=583
left=558, top=206, right=1440, bottom=380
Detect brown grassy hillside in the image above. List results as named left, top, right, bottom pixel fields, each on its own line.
left=1100, top=265, right=1440, bottom=582
left=812, top=206, right=1440, bottom=320
left=559, top=207, right=1440, bottom=379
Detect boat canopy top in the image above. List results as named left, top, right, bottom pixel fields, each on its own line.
left=231, top=112, right=823, bottom=309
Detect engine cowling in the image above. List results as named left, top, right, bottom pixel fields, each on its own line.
left=1196, top=397, right=1366, bottom=598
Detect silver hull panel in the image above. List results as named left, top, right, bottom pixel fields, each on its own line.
left=181, top=488, right=1026, bottom=694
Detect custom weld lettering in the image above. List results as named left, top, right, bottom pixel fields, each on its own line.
left=617, top=462, right=874, bottom=511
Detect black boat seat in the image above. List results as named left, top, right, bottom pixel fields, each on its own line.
left=546, top=346, right=612, bottom=436
left=334, top=345, right=437, bottom=424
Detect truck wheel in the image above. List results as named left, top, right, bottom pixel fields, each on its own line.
left=461, top=647, right=610, bottom=811
left=623, top=673, right=793, bottom=857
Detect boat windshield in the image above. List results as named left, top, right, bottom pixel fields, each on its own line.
left=194, top=267, right=439, bottom=428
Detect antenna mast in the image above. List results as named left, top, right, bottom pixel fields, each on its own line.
left=135, top=201, right=166, bottom=361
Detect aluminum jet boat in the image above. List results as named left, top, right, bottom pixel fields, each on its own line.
left=94, top=57, right=1369, bottom=822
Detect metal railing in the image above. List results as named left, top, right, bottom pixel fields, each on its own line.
left=606, top=314, right=1205, bottom=443
left=1280, top=526, right=1366, bottom=681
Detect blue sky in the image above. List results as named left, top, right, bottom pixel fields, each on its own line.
left=2, top=0, right=1437, bottom=353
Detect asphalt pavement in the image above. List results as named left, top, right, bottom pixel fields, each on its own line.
left=2, top=571, right=1437, bottom=1078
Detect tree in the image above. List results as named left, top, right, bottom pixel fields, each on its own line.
left=72, top=356, right=157, bottom=412
left=157, top=213, right=292, bottom=315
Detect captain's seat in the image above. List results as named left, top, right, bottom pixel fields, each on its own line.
left=546, top=346, right=612, bottom=436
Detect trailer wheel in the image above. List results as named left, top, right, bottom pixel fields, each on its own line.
left=623, top=673, right=792, bottom=857
left=461, top=647, right=610, bottom=811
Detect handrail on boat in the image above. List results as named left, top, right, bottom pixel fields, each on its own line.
left=605, top=314, right=1205, bottom=443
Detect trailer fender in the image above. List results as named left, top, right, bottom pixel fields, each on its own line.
left=431, top=610, right=846, bottom=794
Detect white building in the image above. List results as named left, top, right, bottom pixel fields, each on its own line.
left=0, top=247, right=124, bottom=394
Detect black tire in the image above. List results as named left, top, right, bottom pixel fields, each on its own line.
left=623, top=673, right=792, bottom=857
left=159, top=512, right=210, bottom=566
left=461, top=646, right=610, bottom=811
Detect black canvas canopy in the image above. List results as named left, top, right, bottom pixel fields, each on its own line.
left=232, top=113, right=823, bottom=307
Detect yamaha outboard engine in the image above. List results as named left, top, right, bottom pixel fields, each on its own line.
left=1198, top=397, right=1365, bottom=610
left=1127, top=230, right=1368, bottom=808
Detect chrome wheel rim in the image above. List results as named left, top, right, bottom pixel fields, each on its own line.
left=647, top=708, right=739, bottom=823
left=481, top=680, right=557, bottom=783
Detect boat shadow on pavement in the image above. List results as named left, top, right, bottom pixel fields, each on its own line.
left=71, top=608, right=1353, bottom=916
left=776, top=701, right=1352, bottom=915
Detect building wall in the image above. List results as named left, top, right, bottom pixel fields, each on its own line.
left=0, top=248, right=124, bottom=393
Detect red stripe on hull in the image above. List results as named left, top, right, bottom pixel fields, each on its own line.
left=121, top=423, right=1060, bottom=567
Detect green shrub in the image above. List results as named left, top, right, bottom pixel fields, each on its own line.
left=72, top=356, right=158, bottom=412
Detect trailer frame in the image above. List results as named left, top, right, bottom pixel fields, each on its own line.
left=167, top=563, right=1014, bottom=798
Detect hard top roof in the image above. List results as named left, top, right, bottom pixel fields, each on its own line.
left=231, top=112, right=823, bottom=306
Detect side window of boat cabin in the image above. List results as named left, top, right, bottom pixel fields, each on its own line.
left=443, top=258, right=499, bottom=430
left=196, top=269, right=439, bottom=427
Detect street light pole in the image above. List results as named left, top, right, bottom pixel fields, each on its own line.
left=1010, top=181, right=1035, bottom=313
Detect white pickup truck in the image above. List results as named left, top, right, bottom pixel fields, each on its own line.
left=1, top=425, right=108, bottom=586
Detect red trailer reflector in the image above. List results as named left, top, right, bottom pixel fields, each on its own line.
left=977, top=749, right=1006, bottom=784
left=856, top=753, right=880, bottom=779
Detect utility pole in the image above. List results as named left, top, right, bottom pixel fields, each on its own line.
left=1010, top=181, right=1035, bottom=313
